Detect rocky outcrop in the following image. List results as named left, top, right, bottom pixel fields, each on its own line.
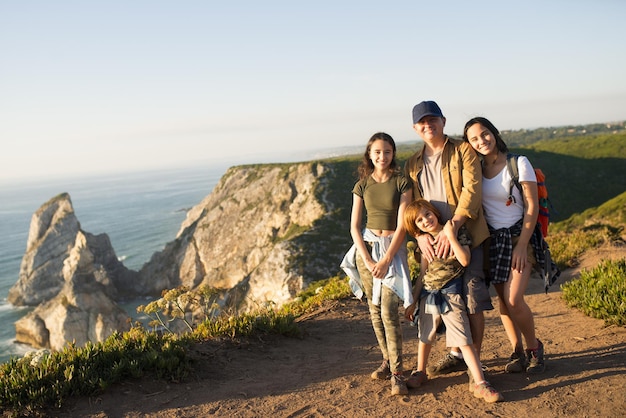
left=8, top=193, right=79, bottom=306
left=9, top=193, right=136, bottom=349
left=14, top=243, right=130, bottom=349
left=8, top=193, right=139, bottom=306
left=138, top=162, right=338, bottom=311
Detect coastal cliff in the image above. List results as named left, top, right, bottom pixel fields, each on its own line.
left=10, top=161, right=356, bottom=349
left=137, top=161, right=351, bottom=311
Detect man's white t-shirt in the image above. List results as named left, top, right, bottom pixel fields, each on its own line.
left=482, top=156, right=536, bottom=230
left=420, top=150, right=453, bottom=222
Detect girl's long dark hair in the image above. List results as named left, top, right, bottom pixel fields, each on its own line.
left=462, top=116, right=509, bottom=153
left=357, top=132, right=398, bottom=180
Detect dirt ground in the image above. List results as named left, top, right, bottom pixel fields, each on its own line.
left=52, top=246, right=626, bottom=418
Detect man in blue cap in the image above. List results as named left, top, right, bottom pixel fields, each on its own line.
left=403, top=101, right=493, bottom=386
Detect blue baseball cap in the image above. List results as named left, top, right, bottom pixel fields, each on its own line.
left=412, top=101, right=444, bottom=124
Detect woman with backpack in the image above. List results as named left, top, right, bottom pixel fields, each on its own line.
left=462, top=117, right=545, bottom=374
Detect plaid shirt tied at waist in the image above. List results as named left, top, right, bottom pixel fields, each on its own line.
left=488, top=219, right=546, bottom=284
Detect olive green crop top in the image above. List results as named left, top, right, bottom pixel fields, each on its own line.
left=353, top=173, right=411, bottom=231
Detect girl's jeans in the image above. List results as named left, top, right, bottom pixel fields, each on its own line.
left=356, top=253, right=403, bottom=374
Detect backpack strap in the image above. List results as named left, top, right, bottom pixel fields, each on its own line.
left=505, top=153, right=522, bottom=206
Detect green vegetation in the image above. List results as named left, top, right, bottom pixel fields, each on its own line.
left=0, top=328, right=191, bottom=415
left=281, top=276, right=353, bottom=316
left=561, top=258, right=626, bottom=326
left=0, top=278, right=350, bottom=416
left=500, top=121, right=625, bottom=147
left=505, top=132, right=625, bottom=221
left=547, top=192, right=626, bottom=268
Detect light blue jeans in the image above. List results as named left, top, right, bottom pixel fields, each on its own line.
left=356, top=253, right=403, bottom=374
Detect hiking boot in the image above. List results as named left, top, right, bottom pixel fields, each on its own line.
left=505, top=348, right=528, bottom=373
left=406, top=370, right=428, bottom=389
left=390, top=374, right=408, bottom=396
left=371, top=360, right=391, bottom=380
left=526, top=339, right=545, bottom=374
left=473, top=381, right=504, bottom=403
left=426, top=353, right=466, bottom=376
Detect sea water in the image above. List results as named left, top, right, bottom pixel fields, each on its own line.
left=0, top=164, right=228, bottom=364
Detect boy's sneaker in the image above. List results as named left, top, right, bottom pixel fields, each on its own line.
left=426, top=353, right=466, bottom=376
left=472, top=381, right=504, bottom=403
left=406, top=370, right=428, bottom=389
left=526, top=339, right=545, bottom=374
left=468, top=367, right=487, bottom=392
left=390, top=374, right=408, bottom=396
left=505, top=348, right=528, bottom=373
left=371, top=360, right=391, bottom=380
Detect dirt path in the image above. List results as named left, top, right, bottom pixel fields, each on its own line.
left=54, top=248, right=626, bottom=418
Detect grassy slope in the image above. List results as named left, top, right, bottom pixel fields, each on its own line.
left=510, top=133, right=626, bottom=221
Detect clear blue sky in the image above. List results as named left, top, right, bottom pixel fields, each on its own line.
left=2, top=1, right=625, bottom=182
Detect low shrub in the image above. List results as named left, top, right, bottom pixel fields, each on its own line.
left=561, top=258, right=626, bottom=326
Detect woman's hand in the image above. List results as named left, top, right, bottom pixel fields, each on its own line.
left=511, top=241, right=528, bottom=273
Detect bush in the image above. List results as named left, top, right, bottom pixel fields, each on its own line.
left=561, top=258, right=626, bottom=326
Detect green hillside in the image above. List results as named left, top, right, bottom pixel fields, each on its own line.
left=506, top=132, right=626, bottom=221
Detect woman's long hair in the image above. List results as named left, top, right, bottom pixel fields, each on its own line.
left=357, top=132, right=398, bottom=180
left=462, top=116, right=509, bottom=154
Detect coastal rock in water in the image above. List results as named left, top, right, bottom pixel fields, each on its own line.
left=138, top=162, right=339, bottom=311
left=8, top=193, right=138, bottom=306
left=7, top=193, right=79, bottom=306
left=14, top=231, right=131, bottom=350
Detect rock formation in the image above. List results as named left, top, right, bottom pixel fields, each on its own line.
left=9, top=193, right=136, bottom=349
left=138, top=162, right=341, bottom=311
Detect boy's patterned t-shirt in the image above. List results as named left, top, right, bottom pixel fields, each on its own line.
left=422, top=225, right=472, bottom=290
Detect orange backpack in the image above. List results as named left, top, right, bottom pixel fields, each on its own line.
left=506, top=153, right=560, bottom=292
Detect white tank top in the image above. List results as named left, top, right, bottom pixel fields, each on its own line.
left=482, top=155, right=536, bottom=229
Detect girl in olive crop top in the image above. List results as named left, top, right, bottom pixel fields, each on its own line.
left=341, top=132, right=413, bottom=396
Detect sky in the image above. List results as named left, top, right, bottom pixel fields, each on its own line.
left=1, top=0, right=625, bottom=182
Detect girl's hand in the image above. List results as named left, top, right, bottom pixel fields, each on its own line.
left=372, top=258, right=390, bottom=279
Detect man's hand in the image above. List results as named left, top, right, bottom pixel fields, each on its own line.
left=433, top=232, right=451, bottom=259
left=416, top=233, right=435, bottom=263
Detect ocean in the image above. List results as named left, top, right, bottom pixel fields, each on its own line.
left=0, top=163, right=229, bottom=364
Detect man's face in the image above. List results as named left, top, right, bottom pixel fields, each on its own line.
left=413, top=115, right=446, bottom=142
